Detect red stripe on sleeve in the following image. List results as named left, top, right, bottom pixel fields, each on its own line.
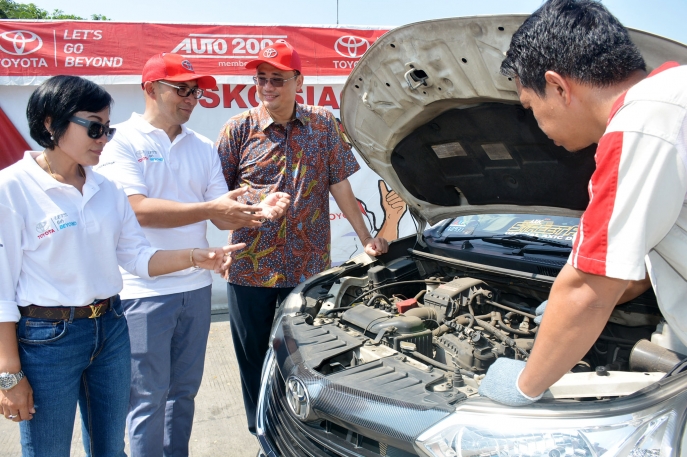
left=572, top=131, right=624, bottom=275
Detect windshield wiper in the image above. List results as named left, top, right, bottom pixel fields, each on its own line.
left=435, top=233, right=571, bottom=249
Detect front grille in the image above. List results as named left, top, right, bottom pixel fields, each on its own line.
left=263, top=369, right=417, bottom=457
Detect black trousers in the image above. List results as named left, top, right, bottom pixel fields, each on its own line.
left=227, top=283, right=294, bottom=434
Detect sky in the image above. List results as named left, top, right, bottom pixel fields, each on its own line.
left=21, top=0, right=687, bottom=45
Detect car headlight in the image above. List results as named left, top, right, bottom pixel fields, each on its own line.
left=415, top=393, right=686, bottom=457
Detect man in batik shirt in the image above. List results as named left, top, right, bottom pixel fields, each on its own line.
left=216, top=40, right=388, bottom=434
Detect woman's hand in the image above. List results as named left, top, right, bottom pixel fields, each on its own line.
left=192, top=243, right=246, bottom=273
left=1, top=377, right=34, bottom=422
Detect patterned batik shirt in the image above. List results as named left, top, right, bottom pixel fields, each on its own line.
left=216, top=103, right=360, bottom=288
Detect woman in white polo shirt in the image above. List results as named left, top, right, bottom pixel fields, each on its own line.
left=0, top=75, right=244, bottom=457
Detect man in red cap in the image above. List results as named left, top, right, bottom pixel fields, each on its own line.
left=216, top=40, right=389, bottom=434
left=97, top=53, right=289, bottom=456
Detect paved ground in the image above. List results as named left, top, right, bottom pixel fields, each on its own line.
left=0, top=310, right=260, bottom=457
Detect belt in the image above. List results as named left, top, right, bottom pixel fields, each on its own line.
left=20, top=296, right=115, bottom=320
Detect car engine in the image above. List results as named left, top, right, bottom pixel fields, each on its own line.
left=299, top=254, right=683, bottom=401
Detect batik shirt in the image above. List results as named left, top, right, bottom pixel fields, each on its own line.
left=216, top=103, right=360, bottom=288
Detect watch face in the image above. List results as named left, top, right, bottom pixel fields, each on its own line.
left=0, top=373, right=17, bottom=390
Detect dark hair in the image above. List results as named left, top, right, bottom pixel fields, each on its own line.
left=501, top=0, right=646, bottom=96
left=26, top=75, right=113, bottom=149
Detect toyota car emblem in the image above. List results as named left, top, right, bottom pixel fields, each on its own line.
left=285, top=376, right=311, bottom=421
left=334, top=35, right=370, bottom=58
left=0, top=30, right=43, bottom=56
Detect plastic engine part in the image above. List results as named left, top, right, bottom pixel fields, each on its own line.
left=396, top=298, right=418, bottom=314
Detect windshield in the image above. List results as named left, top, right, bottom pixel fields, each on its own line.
left=440, top=214, right=580, bottom=246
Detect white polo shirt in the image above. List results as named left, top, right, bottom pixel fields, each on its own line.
left=0, top=151, right=159, bottom=323
left=569, top=63, right=687, bottom=344
left=97, top=113, right=228, bottom=299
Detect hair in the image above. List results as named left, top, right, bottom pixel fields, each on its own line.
left=501, top=0, right=646, bottom=96
left=26, top=75, right=113, bottom=149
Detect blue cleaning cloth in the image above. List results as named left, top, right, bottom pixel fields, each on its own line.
left=478, top=358, right=543, bottom=406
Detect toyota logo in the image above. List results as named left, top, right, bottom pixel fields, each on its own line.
left=35, top=221, right=48, bottom=233
left=181, top=59, right=194, bottom=71
left=285, top=376, right=311, bottom=421
left=263, top=48, right=278, bottom=58
left=334, top=36, right=370, bottom=58
left=0, top=30, right=43, bottom=56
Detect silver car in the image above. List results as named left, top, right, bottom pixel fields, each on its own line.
left=257, top=15, right=687, bottom=457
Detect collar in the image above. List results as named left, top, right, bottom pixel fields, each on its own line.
left=607, top=61, right=681, bottom=124
left=20, top=151, right=103, bottom=191
left=128, top=113, right=192, bottom=138
left=256, top=103, right=309, bottom=131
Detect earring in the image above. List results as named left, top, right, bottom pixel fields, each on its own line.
left=50, top=135, right=54, bottom=140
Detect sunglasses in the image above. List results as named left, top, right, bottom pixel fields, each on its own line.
left=157, top=80, right=205, bottom=99
left=252, top=74, right=298, bottom=87
left=69, top=116, right=116, bottom=141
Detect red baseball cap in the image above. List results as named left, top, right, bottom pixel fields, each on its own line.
left=142, top=53, right=216, bottom=90
left=245, top=40, right=302, bottom=73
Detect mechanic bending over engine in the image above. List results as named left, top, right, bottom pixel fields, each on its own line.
left=478, top=0, right=687, bottom=406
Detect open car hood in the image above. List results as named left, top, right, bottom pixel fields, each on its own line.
left=340, top=15, right=687, bottom=225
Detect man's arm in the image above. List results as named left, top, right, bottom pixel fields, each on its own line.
left=329, top=179, right=388, bottom=256
left=128, top=187, right=263, bottom=230
left=518, top=264, right=628, bottom=397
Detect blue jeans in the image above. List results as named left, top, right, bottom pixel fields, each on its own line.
left=123, top=285, right=211, bottom=457
left=17, top=296, right=130, bottom=457
left=227, top=284, right=293, bottom=434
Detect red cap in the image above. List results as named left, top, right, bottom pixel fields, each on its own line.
left=245, top=40, right=302, bottom=73
left=142, top=53, right=216, bottom=89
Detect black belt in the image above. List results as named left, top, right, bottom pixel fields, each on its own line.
left=20, top=296, right=115, bottom=320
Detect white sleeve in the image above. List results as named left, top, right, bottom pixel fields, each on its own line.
left=0, top=204, right=23, bottom=323
left=98, top=134, right=149, bottom=197
left=204, top=143, right=229, bottom=202
left=113, top=185, right=159, bottom=279
left=570, top=103, right=687, bottom=280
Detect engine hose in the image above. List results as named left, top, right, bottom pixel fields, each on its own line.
left=322, top=305, right=354, bottom=316
left=403, top=307, right=437, bottom=320
left=407, top=350, right=476, bottom=378
left=474, top=317, right=529, bottom=357
left=486, top=300, right=536, bottom=320
left=350, top=280, right=444, bottom=305
left=492, top=314, right=534, bottom=336
left=414, top=289, right=426, bottom=303
left=366, top=293, right=392, bottom=308
left=455, top=313, right=475, bottom=328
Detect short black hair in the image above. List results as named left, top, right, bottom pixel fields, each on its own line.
left=26, top=75, right=113, bottom=149
left=501, top=0, right=646, bottom=96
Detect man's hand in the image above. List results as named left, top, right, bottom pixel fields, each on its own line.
left=478, top=358, right=544, bottom=406
left=363, top=236, right=389, bottom=256
left=210, top=187, right=264, bottom=230
left=256, top=192, right=291, bottom=221
left=1, top=377, right=34, bottom=422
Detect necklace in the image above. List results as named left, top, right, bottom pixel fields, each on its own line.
left=42, top=151, right=85, bottom=179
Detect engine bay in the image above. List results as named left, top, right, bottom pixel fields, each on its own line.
left=294, top=252, right=686, bottom=402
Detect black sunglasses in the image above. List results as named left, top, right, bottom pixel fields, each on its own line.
left=252, top=74, right=298, bottom=87
left=70, top=116, right=116, bottom=141
left=157, top=80, right=205, bottom=99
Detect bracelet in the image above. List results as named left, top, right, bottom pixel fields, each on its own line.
left=362, top=236, right=374, bottom=245
left=190, top=248, right=198, bottom=268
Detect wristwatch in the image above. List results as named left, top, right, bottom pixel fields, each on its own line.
left=0, top=370, right=24, bottom=390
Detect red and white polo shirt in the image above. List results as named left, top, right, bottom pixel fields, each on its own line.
left=570, top=62, right=687, bottom=344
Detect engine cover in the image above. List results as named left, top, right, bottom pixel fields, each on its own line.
left=423, top=277, right=488, bottom=322
left=341, top=306, right=433, bottom=357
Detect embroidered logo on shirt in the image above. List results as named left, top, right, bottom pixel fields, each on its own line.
left=35, top=220, right=55, bottom=239
left=51, top=213, right=77, bottom=231
left=135, top=150, right=163, bottom=163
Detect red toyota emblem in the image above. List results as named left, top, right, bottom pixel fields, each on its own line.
left=263, top=48, right=278, bottom=58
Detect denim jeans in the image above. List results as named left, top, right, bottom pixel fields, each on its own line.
left=227, top=284, right=293, bottom=434
left=17, top=296, right=131, bottom=457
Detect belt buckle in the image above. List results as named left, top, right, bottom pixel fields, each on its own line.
left=88, top=303, right=105, bottom=319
